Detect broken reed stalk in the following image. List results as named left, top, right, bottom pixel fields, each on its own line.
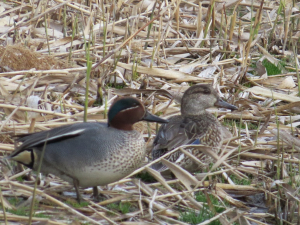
left=68, top=14, right=77, bottom=63
left=229, top=11, right=236, bottom=42
left=196, top=3, right=202, bottom=38
left=44, top=9, right=51, bottom=55
left=292, top=43, right=300, bottom=96
left=0, top=186, right=7, bottom=225
left=83, top=24, right=92, bottom=122
left=282, top=3, right=292, bottom=53
left=28, top=135, right=48, bottom=224
left=245, top=0, right=264, bottom=62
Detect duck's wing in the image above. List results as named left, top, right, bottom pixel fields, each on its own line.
left=153, top=116, right=198, bottom=152
left=11, top=122, right=106, bottom=157
left=151, top=116, right=203, bottom=171
left=151, top=114, right=223, bottom=171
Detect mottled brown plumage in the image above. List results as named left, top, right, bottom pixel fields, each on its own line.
left=151, top=84, right=237, bottom=172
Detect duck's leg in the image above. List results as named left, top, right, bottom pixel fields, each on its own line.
left=73, top=178, right=81, bottom=203
left=93, top=186, right=99, bottom=201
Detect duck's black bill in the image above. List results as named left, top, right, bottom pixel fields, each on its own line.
left=214, top=99, right=238, bottom=110
left=143, top=111, right=169, bottom=123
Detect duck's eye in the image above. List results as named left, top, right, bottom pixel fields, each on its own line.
left=203, top=89, right=210, bottom=94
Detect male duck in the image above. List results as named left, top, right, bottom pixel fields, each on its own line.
left=8, top=97, right=168, bottom=202
left=151, top=84, right=237, bottom=172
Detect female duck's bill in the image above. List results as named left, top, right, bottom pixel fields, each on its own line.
left=214, top=98, right=238, bottom=110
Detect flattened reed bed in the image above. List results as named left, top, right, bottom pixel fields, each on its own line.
left=0, top=0, right=300, bottom=224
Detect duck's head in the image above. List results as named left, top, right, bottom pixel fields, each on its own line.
left=181, top=84, right=237, bottom=115
left=108, top=97, right=168, bottom=131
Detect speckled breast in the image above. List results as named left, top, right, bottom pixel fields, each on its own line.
left=167, top=125, right=223, bottom=172
left=76, top=131, right=146, bottom=188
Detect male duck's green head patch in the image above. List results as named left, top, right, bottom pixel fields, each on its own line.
left=108, top=97, right=142, bottom=125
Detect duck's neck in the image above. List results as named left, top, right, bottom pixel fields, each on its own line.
left=181, top=108, right=206, bottom=116
left=109, top=123, right=133, bottom=131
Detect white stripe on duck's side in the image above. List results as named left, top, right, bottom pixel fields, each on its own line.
left=33, top=128, right=86, bottom=146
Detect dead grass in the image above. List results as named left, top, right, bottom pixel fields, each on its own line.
left=0, top=0, right=300, bottom=224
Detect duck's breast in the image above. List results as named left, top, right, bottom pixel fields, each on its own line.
left=71, top=129, right=146, bottom=187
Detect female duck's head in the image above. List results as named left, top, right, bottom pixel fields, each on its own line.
left=181, top=84, right=237, bottom=116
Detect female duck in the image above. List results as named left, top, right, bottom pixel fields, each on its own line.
left=152, top=84, right=237, bottom=172
left=9, top=97, right=168, bottom=202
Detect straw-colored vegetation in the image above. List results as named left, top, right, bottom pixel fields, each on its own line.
left=0, top=0, right=300, bottom=224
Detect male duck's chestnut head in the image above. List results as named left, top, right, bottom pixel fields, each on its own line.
left=181, top=84, right=237, bottom=116
left=108, top=97, right=168, bottom=131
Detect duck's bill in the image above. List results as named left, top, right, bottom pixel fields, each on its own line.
left=143, top=111, right=169, bottom=123
left=214, top=99, right=238, bottom=110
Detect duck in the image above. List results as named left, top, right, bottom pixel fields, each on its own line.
left=8, top=97, right=168, bottom=202
left=151, top=84, right=237, bottom=172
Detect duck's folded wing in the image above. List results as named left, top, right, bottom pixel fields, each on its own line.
left=152, top=117, right=202, bottom=170
left=152, top=116, right=203, bottom=171
left=13, top=122, right=106, bottom=155
left=153, top=117, right=201, bottom=153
